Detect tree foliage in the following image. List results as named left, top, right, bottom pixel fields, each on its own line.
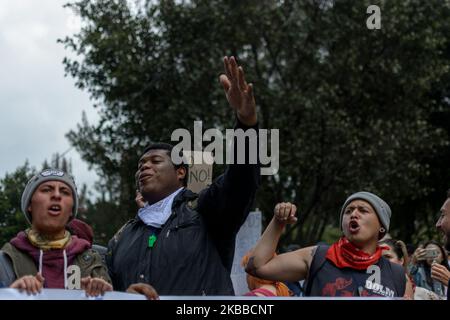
left=60, top=0, right=450, bottom=246
left=0, top=163, right=34, bottom=245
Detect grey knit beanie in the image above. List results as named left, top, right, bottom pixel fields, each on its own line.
left=339, top=191, right=391, bottom=232
left=21, top=169, right=78, bottom=224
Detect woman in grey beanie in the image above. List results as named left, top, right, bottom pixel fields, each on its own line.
left=244, top=191, right=414, bottom=298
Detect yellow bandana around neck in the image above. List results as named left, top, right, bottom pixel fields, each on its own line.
left=26, top=229, right=71, bottom=250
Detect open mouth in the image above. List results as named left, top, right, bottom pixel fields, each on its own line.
left=349, top=220, right=360, bottom=234
left=48, top=204, right=62, bottom=215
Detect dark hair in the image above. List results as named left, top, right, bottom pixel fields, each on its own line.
left=379, top=238, right=408, bottom=268
left=418, top=240, right=450, bottom=289
left=406, top=243, right=417, bottom=256
left=447, top=188, right=450, bottom=199
left=422, top=240, right=450, bottom=269
left=141, top=143, right=189, bottom=186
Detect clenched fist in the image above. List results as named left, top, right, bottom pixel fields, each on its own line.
left=274, top=202, right=298, bottom=225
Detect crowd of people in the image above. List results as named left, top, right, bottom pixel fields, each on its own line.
left=0, top=57, right=449, bottom=300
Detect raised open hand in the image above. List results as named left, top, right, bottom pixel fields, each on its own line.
left=219, top=56, right=257, bottom=126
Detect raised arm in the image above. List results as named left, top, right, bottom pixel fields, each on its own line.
left=246, top=202, right=315, bottom=282
left=195, top=56, right=260, bottom=270
left=198, top=57, right=260, bottom=230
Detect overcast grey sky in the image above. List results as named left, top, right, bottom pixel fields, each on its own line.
left=0, top=1, right=100, bottom=194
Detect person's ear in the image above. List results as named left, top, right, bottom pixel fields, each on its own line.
left=176, top=167, right=186, bottom=183
left=27, top=205, right=33, bottom=224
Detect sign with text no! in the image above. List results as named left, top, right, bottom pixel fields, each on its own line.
left=185, top=151, right=213, bottom=194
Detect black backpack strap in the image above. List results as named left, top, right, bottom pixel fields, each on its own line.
left=304, top=245, right=329, bottom=296
left=0, top=250, right=16, bottom=287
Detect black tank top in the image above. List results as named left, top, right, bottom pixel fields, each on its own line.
left=306, top=246, right=406, bottom=297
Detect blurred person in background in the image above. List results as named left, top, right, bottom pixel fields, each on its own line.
left=409, top=240, right=449, bottom=298
left=435, top=188, right=450, bottom=300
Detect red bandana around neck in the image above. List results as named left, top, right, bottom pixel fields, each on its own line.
left=325, top=237, right=388, bottom=270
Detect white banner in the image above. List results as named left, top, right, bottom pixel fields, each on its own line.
left=0, top=288, right=146, bottom=300
left=0, top=289, right=398, bottom=300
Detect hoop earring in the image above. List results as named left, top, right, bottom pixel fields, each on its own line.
left=380, top=227, right=386, bottom=233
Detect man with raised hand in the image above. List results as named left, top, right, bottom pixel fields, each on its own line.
left=107, top=56, right=260, bottom=296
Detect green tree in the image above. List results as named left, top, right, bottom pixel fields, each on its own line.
left=61, top=0, right=450, bottom=246
left=0, top=163, right=35, bottom=245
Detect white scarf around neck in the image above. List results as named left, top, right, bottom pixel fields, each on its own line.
left=138, top=187, right=184, bottom=228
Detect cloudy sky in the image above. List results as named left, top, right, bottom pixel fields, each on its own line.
left=0, top=1, right=100, bottom=195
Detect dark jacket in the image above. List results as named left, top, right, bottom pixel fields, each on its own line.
left=107, top=121, right=260, bottom=295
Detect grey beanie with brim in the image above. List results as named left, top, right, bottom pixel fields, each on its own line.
left=339, top=191, right=391, bottom=233
left=21, top=169, right=78, bottom=224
